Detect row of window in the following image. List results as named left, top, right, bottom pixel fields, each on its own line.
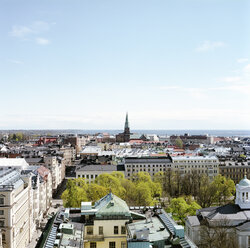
left=87, top=226, right=126, bottom=235
left=78, top=174, right=98, bottom=179
left=126, top=164, right=171, bottom=168
left=90, top=241, right=126, bottom=248
left=174, top=160, right=218, bottom=163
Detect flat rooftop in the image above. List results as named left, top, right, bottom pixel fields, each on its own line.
left=127, top=217, right=170, bottom=242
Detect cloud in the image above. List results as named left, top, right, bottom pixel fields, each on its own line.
left=9, top=21, right=52, bottom=44
left=160, top=86, right=207, bottom=99
left=10, top=25, right=33, bottom=38
left=220, top=76, right=242, bottom=83
left=36, top=38, right=50, bottom=45
left=8, top=59, right=23, bottom=64
left=237, top=58, right=248, bottom=63
left=196, top=40, right=226, bottom=52
left=243, top=64, right=250, bottom=74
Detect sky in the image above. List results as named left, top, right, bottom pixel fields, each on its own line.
left=0, top=0, right=250, bottom=130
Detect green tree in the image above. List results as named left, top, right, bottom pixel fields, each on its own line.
left=211, top=174, right=235, bottom=205
left=167, top=197, right=201, bottom=224
left=175, top=137, right=183, bottom=149
left=135, top=182, right=153, bottom=206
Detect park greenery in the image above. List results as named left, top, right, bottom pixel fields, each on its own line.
left=61, top=171, right=235, bottom=223
left=61, top=171, right=162, bottom=207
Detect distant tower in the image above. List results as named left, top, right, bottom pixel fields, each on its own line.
left=235, top=175, right=250, bottom=209
left=124, top=112, right=130, bottom=142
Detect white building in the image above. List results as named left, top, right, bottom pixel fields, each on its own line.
left=76, top=165, right=121, bottom=183
left=186, top=176, right=250, bottom=248
left=0, top=158, right=29, bottom=170
left=171, top=156, right=219, bottom=179
left=44, top=156, right=63, bottom=194
left=124, top=156, right=172, bottom=178
left=0, top=169, right=32, bottom=248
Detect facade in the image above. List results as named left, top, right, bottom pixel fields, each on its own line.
left=124, top=155, right=219, bottom=179
left=185, top=176, right=250, bottom=248
left=219, top=160, right=250, bottom=184
left=0, top=158, right=29, bottom=170
left=124, top=156, right=172, bottom=178
left=0, top=169, right=32, bottom=248
left=171, top=156, right=219, bottom=179
left=81, top=193, right=133, bottom=248
left=76, top=164, right=121, bottom=183
left=44, top=156, right=63, bottom=194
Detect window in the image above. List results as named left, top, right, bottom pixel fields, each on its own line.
left=121, top=226, right=126, bottom=234
left=248, top=236, right=250, bottom=248
left=0, top=210, right=4, bottom=215
left=99, top=226, right=103, bottom=235
left=2, top=233, right=5, bottom=241
left=109, top=242, right=116, bottom=248
left=0, top=221, right=4, bottom=227
left=87, top=226, right=93, bottom=235
left=114, top=226, right=118, bottom=234
left=121, top=241, right=126, bottom=248
left=0, top=198, right=4, bottom=205
left=90, top=242, right=96, bottom=248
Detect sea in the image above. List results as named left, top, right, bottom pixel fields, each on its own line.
left=1, top=130, right=250, bottom=137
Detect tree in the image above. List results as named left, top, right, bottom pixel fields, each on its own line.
left=95, top=173, right=125, bottom=197
left=199, top=219, right=239, bottom=248
left=211, top=174, right=235, bottom=205
left=175, top=137, right=183, bottom=149
left=86, top=184, right=108, bottom=202
left=134, top=182, right=153, bottom=206
left=167, top=197, right=201, bottom=224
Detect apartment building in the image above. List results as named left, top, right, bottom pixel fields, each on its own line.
left=124, top=155, right=219, bottom=179
left=219, top=160, right=250, bottom=184
left=124, top=156, right=172, bottom=178
left=44, top=156, right=63, bottom=194
left=0, top=169, right=32, bottom=248
left=0, top=158, right=29, bottom=171
left=81, top=193, right=131, bottom=248
left=171, top=156, right=219, bottom=179
left=76, top=164, right=122, bottom=183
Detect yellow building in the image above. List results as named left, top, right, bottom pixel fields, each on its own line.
left=81, top=193, right=132, bottom=248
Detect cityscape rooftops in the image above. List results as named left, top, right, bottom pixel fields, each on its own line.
left=0, top=169, right=24, bottom=191
left=0, top=158, right=29, bottom=169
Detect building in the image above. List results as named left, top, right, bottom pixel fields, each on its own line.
left=76, top=164, right=123, bottom=183
left=127, top=208, right=197, bottom=248
left=0, top=158, right=29, bottom=171
left=0, top=169, right=32, bottom=248
left=116, top=113, right=131, bottom=143
left=41, top=193, right=197, bottom=248
left=82, top=193, right=131, bottom=248
left=124, top=156, right=172, bottom=178
left=185, top=175, right=250, bottom=248
left=171, top=156, right=219, bottom=179
left=44, top=156, right=63, bottom=195
left=219, top=160, right=250, bottom=184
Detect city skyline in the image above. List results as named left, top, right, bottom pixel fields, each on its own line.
left=0, top=0, right=249, bottom=129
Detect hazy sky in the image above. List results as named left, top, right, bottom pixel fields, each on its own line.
left=0, top=0, right=249, bottom=129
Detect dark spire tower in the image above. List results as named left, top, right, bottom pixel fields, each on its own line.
left=124, top=112, right=130, bottom=142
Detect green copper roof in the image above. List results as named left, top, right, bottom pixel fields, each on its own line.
left=95, top=193, right=131, bottom=218
left=125, top=112, right=129, bottom=129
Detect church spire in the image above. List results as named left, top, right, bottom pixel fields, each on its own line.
left=124, top=112, right=129, bottom=129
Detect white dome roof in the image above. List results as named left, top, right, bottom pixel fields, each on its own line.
left=239, top=175, right=250, bottom=187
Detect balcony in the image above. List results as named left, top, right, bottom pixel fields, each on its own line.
left=84, top=234, right=104, bottom=242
